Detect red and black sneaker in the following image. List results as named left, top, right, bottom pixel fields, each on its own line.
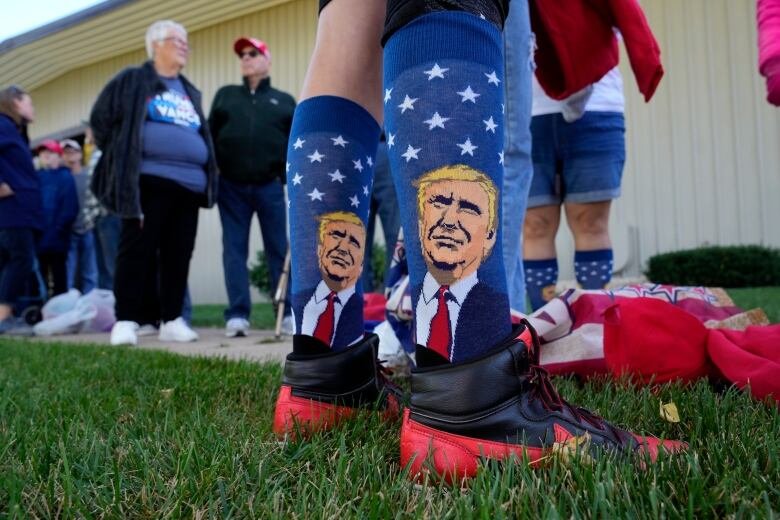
left=273, top=333, right=402, bottom=439
left=400, top=321, right=686, bottom=483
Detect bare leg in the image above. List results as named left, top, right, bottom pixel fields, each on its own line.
left=300, top=0, right=386, bottom=121
left=564, top=200, right=612, bottom=251
left=522, top=204, right=561, bottom=260
left=565, top=200, right=613, bottom=289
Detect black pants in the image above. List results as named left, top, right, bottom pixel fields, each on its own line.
left=0, top=228, right=36, bottom=307
left=114, top=176, right=200, bottom=323
left=38, top=251, right=68, bottom=298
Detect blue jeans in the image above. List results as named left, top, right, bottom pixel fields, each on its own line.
left=182, top=286, right=192, bottom=324
left=94, top=213, right=121, bottom=290
left=218, top=176, right=289, bottom=321
left=502, top=0, right=534, bottom=312
left=67, top=231, right=98, bottom=293
left=529, top=112, right=626, bottom=207
left=362, top=141, right=401, bottom=292
left=0, top=228, right=36, bottom=309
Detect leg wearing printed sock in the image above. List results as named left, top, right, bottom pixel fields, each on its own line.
left=286, top=0, right=384, bottom=352
left=524, top=258, right=558, bottom=310
left=565, top=201, right=613, bottom=289
left=574, top=249, right=613, bottom=289
left=384, top=11, right=511, bottom=364
left=287, top=97, right=381, bottom=350
left=523, top=205, right=560, bottom=310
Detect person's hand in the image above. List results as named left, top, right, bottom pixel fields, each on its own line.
left=0, top=183, right=14, bottom=198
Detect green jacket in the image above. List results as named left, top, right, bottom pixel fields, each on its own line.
left=208, top=77, right=295, bottom=184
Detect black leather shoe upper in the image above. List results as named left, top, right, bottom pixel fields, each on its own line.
left=283, top=334, right=399, bottom=408
left=409, top=322, right=638, bottom=452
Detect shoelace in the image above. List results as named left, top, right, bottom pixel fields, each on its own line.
left=522, top=319, right=616, bottom=433
left=376, top=359, right=404, bottom=402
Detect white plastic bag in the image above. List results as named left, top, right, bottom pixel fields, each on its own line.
left=79, top=289, right=116, bottom=332
left=41, top=289, right=81, bottom=320
left=34, top=289, right=116, bottom=335
left=34, top=300, right=97, bottom=336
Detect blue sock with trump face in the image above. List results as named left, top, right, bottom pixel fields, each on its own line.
left=383, top=11, right=511, bottom=364
left=286, top=96, right=381, bottom=351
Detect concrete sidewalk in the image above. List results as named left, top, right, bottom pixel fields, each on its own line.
left=23, top=328, right=293, bottom=364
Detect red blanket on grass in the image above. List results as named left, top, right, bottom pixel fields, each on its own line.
left=524, top=284, right=779, bottom=403
left=605, top=298, right=780, bottom=403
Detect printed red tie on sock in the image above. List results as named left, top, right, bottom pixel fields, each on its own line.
left=427, top=285, right=451, bottom=360
left=313, top=291, right=337, bottom=345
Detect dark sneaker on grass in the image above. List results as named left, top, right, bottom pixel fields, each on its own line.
left=273, top=333, right=402, bottom=439
left=401, top=321, right=686, bottom=483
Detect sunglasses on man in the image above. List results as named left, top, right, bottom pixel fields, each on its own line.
left=239, top=50, right=262, bottom=58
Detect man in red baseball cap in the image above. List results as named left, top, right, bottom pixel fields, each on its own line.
left=208, top=37, right=296, bottom=338
left=232, top=36, right=271, bottom=60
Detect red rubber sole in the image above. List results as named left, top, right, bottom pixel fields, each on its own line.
left=273, top=385, right=400, bottom=439
left=400, top=409, right=545, bottom=483
left=400, top=410, right=687, bottom=483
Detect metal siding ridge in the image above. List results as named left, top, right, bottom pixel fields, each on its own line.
left=0, top=2, right=159, bottom=90
left=0, top=0, right=135, bottom=53
left=0, top=0, right=295, bottom=90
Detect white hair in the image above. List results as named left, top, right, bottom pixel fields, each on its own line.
left=145, top=20, right=187, bottom=59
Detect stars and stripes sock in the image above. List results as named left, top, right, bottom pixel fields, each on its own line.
left=383, top=11, right=511, bottom=364
left=285, top=95, right=381, bottom=351
left=574, top=249, right=614, bottom=289
left=523, top=258, right=558, bottom=311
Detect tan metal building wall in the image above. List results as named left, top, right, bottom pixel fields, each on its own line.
left=555, top=0, right=780, bottom=281
left=18, top=0, right=780, bottom=302
left=26, top=0, right=317, bottom=304
left=27, top=0, right=317, bottom=135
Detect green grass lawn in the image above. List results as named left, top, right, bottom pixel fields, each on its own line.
left=1, top=340, right=778, bottom=518
left=191, top=303, right=276, bottom=329
left=728, top=286, right=780, bottom=323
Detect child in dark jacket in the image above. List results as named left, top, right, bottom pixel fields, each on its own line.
left=35, top=140, right=79, bottom=298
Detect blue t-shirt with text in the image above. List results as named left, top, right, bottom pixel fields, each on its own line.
left=141, top=76, right=208, bottom=193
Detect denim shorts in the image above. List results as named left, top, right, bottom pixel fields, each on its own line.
left=528, top=111, right=626, bottom=207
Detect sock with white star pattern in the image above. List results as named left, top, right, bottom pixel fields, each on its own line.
left=523, top=258, right=558, bottom=311
left=574, top=249, right=613, bottom=290
left=383, top=11, right=511, bottom=364
left=286, top=96, right=381, bottom=351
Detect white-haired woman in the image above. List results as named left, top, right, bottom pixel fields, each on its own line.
left=90, top=20, right=219, bottom=346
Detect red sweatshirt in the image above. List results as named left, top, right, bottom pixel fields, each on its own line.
left=530, top=0, right=663, bottom=102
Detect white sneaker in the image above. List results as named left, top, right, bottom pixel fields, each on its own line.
left=137, top=324, right=158, bottom=337
left=111, top=321, right=139, bottom=346
left=225, top=318, right=249, bottom=338
left=159, top=317, right=199, bottom=342
left=225, top=317, right=250, bottom=338
left=280, top=315, right=295, bottom=336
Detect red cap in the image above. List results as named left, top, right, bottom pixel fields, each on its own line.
left=36, top=139, right=63, bottom=155
left=233, top=37, right=270, bottom=59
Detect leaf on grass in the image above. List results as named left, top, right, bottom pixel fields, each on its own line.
left=659, top=401, right=680, bottom=423
left=551, top=432, right=594, bottom=465
left=160, top=388, right=174, bottom=399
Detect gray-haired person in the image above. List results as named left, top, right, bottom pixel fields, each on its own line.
left=90, top=20, right=218, bottom=346
left=0, top=85, right=41, bottom=336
